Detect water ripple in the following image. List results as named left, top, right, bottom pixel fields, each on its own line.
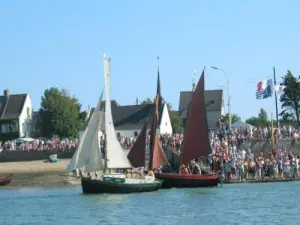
left=1, top=182, right=300, bottom=225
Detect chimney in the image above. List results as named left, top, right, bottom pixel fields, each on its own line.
left=136, top=97, right=139, bottom=105
left=192, top=83, right=195, bottom=92
left=4, top=89, right=10, bottom=98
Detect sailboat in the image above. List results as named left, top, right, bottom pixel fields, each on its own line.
left=155, top=69, right=219, bottom=188
left=127, top=96, right=169, bottom=172
left=66, top=54, right=162, bottom=194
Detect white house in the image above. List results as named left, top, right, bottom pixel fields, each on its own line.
left=0, top=89, right=33, bottom=139
left=178, top=89, right=225, bottom=129
left=82, top=100, right=173, bottom=139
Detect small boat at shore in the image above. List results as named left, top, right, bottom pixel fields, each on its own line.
left=155, top=69, right=219, bottom=188
left=49, top=154, right=58, bottom=163
left=0, top=174, right=13, bottom=186
left=66, top=54, right=162, bottom=194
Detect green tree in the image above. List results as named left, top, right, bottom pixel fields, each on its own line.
left=280, top=70, right=300, bottom=122
left=245, top=108, right=269, bottom=127
left=220, top=113, right=239, bottom=124
left=258, top=108, right=268, bottom=123
left=141, top=98, right=183, bottom=134
left=38, top=87, right=82, bottom=138
left=140, top=98, right=153, bottom=104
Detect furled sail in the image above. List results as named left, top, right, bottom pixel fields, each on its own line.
left=103, top=55, right=132, bottom=169
left=181, top=69, right=211, bottom=165
left=127, top=121, right=147, bottom=168
left=65, top=93, right=104, bottom=172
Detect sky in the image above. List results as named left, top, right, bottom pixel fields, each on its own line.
left=1, top=0, right=300, bottom=121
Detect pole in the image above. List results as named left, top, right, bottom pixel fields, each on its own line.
left=273, top=67, right=279, bottom=127
left=211, top=66, right=231, bottom=129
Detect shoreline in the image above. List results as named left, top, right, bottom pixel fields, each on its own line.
left=0, top=159, right=80, bottom=189
left=2, top=160, right=300, bottom=189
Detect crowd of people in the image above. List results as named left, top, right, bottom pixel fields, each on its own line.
left=0, top=136, right=79, bottom=152
left=206, top=121, right=300, bottom=181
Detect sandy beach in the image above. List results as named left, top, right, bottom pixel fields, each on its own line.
left=0, top=159, right=79, bottom=188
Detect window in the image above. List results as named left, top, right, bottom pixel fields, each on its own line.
left=116, top=132, right=121, bottom=138
left=134, top=131, right=138, bottom=137
left=165, top=122, right=167, bottom=126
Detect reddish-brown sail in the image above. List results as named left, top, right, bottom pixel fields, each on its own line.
left=151, top=134, right=168, bottom=169
left=127, top=121, right=147, bottom=168
left=148, top=96, right=168, bottom=169
left=181, top=70, right=211, bottom=165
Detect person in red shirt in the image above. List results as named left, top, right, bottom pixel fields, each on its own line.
left=181, top=165, right=190, bottom=174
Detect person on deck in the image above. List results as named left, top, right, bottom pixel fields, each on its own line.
left=189, top=160, right=201, bottom=175
left=144, top=170, right=155, bottom=181
left=181, top=165, right=190, bottom=174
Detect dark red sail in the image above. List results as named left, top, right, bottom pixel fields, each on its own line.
left=181, top=70, right=210, bottom=165
left=151, top=134, right=168, bottom=169
left=148, top=96, right=168, bottom=169
left=127, top=121, right=147, bottom=168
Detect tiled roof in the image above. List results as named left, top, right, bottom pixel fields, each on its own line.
left=179, top=90, right=223, bottom=112
left=86, top=100, right=161, bottom=130
left=0, top=94, right=27, bottom=120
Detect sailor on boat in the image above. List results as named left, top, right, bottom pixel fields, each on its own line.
left=189, top=160, right=201, bottom=175
left=144, top=170, right=155, bottom=181
left=180, top=165, right=190, bottom=175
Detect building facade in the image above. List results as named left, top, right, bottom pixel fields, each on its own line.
left=83, top=100, right=173, bottom=138
left=0, top=89, right=33, bottom=141
left=178, top=89, right=225, bottom=129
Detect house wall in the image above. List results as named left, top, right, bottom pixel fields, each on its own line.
left=159, top=103, right=173, bottom=134
left=207, top=110, right=222, bottom=129
left=115, top=129, right=151, bottom=138
left=19, top=95, right=33, bottom=137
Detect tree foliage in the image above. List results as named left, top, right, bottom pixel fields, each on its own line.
left=38, top=87, right=83, bottom=138
left=140, top=98, right=183, bottom=134
left=245, top=108, right=269, bottom=127
left=140, top=98, right=153, bottom=104
left=220, top=113, right=239, bottom=125
left=280, top=70, right=300, bottom=122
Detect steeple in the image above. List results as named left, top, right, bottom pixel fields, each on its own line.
left=156, top=57, right=163, bottom=124
left=156, top=57, right=161, bottom=97
left=192, top=70, right=196, bottom=92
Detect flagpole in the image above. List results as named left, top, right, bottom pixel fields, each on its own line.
left=273, top=67, right=279, bottom=127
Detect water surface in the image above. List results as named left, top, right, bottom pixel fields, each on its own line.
left=0, top=182, right=299, bottom=225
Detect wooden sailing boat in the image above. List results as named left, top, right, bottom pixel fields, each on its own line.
left=155, top=69, right=219, bottom=188
left=66, top=54, right=162, bottom=194
left=127, top=96, right=169, bottom=171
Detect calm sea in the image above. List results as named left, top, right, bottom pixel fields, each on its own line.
left=0, top=182, right=299, bottom=225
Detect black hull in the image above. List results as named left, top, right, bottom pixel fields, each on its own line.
left=155, top=173, right=219, bottom=188
left=81, top=178, right=162, bottom=194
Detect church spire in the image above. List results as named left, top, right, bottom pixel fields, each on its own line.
left=192, top=70, right=196, bottom=92
left=156, top=56, right=161, bottom=97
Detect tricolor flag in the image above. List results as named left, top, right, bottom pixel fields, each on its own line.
left=256, top=80, right=266, bottom=99
left=256, top=79, right=273, bottom=99
left=274, top=84, right=286, bottom=95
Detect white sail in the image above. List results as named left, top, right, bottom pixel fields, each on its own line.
left=103, top=55, right=132, bottom=169
left=84, top=109, right=105, bottom=172
left=65, top=96, right=104, bottom=172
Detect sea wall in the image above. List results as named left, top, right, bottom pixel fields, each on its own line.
left=165, top=139, right=300, bottom=169
left=0, top=149, right=75, bottom=163
left=0, top=139, right=299, bottom=163
left=238, top=139, right=300, bottom=154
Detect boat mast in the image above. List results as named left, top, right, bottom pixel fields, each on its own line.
left=103, top=132, right=108, bottom=174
